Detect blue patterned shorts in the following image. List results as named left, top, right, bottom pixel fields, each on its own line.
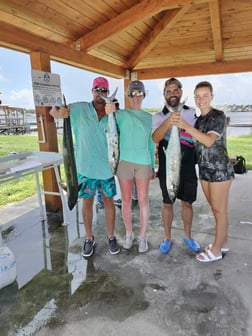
left=78, top=175, right=116, bottom=199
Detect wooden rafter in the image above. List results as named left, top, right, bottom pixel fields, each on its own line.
left=209, top=0, right=223, bottom=61
left=127, top=5, right=192, bottom=69
left=75, top=0, right=215, bottom=51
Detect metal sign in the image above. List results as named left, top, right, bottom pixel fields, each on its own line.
left=31, top=70, right=62, bottom=107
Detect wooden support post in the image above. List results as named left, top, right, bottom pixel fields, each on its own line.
left=30, top=52, right=62, bottom=213
left=124, top=78, right=130, bottom=109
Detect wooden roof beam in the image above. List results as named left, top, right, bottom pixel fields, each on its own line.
left=76, top=0, right=216, bottom=51
left=137, top=59, right=252, bottom=79
left=209, top=0, right=223, bottom=61
left=0, top=23, right=125, bottom=78
left=127, top=5, right=192, bottom=69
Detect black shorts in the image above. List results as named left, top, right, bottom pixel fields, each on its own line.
left=157, top=140, right=198, bottom=204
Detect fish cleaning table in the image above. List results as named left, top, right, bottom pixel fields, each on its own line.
left=0, top=151, right=69, bottom=223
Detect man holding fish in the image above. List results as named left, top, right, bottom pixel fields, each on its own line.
left=152, top=78, right=200, bottom=255
left=50, top=77, right=120, bottom=258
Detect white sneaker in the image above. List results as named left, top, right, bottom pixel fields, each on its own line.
left=138, top=236, right=148, bottom=253
left=123, top=232, right=134, bottom=249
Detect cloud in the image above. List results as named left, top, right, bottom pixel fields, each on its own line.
left=0, top=66, right=8, bottom=84
left=8, top=89, right=34, bottom=109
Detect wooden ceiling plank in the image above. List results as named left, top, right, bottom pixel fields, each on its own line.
left=76, top=0, right=214, bottom=51
left=37, top=0, right=96, bottom=32
left=138, top=50, right=215, bottom=68
left=221, top=0, right=252, bottom=12
left=127, top=5, right=192, bottom=69
left=0, top=1, right=81, bottom=41
left=209, top=0, right=223, bottom=61
left=0, top=11, right=69, bottom=43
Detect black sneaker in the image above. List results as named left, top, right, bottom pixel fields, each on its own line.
left=108, top=236, right=120, bottom=255
left=82, top=236, right=95, bottom=257
left=114, top=199, right=122, bottom=207
left=96, top=201, right=104, bottom=210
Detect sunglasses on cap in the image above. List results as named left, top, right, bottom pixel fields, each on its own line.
left=93, top=87, right=108, bottom=93
left=128, top=91, right=144, bottom=98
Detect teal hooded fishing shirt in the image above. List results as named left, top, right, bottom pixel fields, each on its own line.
left=69, top=101, right=113, bottom=179
left=115, top=109, right=155, bottom=168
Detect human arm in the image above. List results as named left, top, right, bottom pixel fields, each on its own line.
left=148, top=135, right=156, bottom=179
left=152, top=113, right=178, bottom=143
left=172, top=115, right=217, bottom=148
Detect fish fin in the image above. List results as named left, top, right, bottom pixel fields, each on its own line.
left=99, top=87, right=118, bottom=103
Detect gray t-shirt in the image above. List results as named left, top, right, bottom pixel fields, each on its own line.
left=194, top=108, right=235, bottom=182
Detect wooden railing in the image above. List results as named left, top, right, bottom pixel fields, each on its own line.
left=0, top=105, right=27, bottom=134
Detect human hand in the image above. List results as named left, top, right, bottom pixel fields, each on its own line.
left=105, top=102, right=116, bottom=114
left=172, top=115, right=188, bottom=130
left=167, top=112, right=180, bottom=128
left=49, top=106, right=70, bottom=118
left=150, top=168, right=156, bottom=180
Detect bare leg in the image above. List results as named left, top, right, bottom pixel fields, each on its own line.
left=82, top=197, right=94, bottom=239
left=201, top=180, right=232, bottom=256
left=119, top=179, right=134, bottom=234
left=102, top=195, right=116, bottom=237
left=135, top=178, right=150, bottom=237
left=162, top=203, right=173, bottom=241
left=181, top=200, right=193, bottom=239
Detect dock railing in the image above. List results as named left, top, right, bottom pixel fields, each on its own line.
left=0, top=105, right=27, bottom=134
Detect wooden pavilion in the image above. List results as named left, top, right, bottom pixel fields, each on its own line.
left=1, top=0, right=252, bottom=211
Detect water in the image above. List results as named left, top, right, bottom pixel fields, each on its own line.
left=226, top=111, right=252, bottom=137
left=8, top=112, right=252, bottom=137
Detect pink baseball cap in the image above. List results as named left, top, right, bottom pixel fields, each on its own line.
left=92, top=77, right=109, bottom=90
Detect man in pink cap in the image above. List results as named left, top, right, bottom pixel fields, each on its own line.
left=50, top=76, right=120, bottom=257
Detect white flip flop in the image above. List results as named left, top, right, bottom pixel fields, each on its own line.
left=196, top=250, right=223, bottom=263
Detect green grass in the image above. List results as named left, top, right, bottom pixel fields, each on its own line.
left=0, top=135, right=40, bottom=157
left=0, top=134, right=251, bottom=207
left=0, top=135, right=64, bottom=206
left=227, top=135, right=252, bottom=168
left=0, top=136, right=40, bottom=206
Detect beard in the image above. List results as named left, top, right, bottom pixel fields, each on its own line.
left=95, top=95, right=106, bottom=105
left=166, top=96, right=180, bottom=108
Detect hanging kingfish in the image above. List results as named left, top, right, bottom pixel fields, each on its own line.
left=100, top=88, right=119, bottom=175
left=60, top=94, right=80, bottom=210
left=165, top=99, right=187, bottom=202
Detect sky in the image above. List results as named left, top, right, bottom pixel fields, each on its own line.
left=1, top=47, right=252, bottom=110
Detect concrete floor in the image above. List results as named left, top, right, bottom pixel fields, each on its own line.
left=0, top=172, right=251, bottom=336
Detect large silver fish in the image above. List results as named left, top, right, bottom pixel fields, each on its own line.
left=100, top=88, right=119, bottom=175
left=165, top=99, right=186, bottom=202
left=60, top=95, right=80, bottom=210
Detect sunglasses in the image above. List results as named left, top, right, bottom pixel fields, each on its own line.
left=128, top=91, right=144, bottom=98
left=93, top=87, right=108, bottom=93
